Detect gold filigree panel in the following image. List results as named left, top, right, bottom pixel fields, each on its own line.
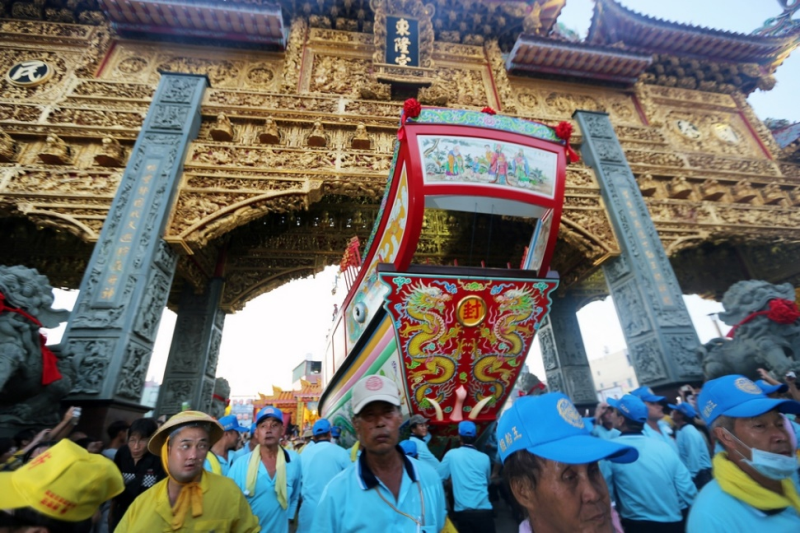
left=509, top=78, right=643, bottom=126
left=429, top=60, right=496, bottom=108
left=304, top=52, right=373, bottom=97
left=99, top=41, right=284, bottom=91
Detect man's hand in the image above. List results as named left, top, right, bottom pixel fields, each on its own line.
left=756, top=368, right=780, bottom=386
left=31, top=428, right=51, bottom=445
left=593, top=402, right=609, bottom=421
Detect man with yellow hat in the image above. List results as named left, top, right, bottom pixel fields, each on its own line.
left=115, top=410, right=260, bottom=532
left=0, top=438, right=123, bottom=531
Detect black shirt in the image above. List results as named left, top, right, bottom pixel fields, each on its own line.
left=111, top=444, right=166, bottom=529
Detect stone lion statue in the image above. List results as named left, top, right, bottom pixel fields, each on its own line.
left=209, top=377, right=231, bottom=419
left=697, top=280, right=800, bottom=381
left=0, top=265, right=72, bottom=427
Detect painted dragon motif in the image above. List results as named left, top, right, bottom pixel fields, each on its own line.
left=475, top=287, right=536, bottom=402
left=399, top=283, right=459, bottom=406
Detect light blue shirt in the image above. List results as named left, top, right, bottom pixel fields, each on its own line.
left=297, top=441, right=350, bottom=533
left=438, top=445, right=491, bottom=512
left=203, top=452, right=233, bottom=476
left=675, top=424, right=712, bottom=477
left=227, top=448, right=302, bottom=533
left=230, top=444, right=254, bottom=466
left=688, top=476, right=800, bottom=532
left=410, top=435, right=439, bottom=471
left=610, top=433, right=697, bottom=522
left=644, top=421, right=680, bottom=456
left=312, top=449, right=446, bottom=532
left=592, top=425, right=621, bottom=441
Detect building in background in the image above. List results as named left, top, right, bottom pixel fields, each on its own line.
left=589, top=348, right=639, bottom=401
left=253, top=379, right=322, bottom=436
left=292, top=354, right=322, bottom=388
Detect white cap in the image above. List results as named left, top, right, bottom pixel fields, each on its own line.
left=352, top=375, right=402, bottom=415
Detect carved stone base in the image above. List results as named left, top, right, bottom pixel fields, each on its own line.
left=308, top=134, right=327, bottom=147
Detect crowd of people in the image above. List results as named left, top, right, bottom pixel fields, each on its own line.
left=1, top=369, right=799, bottom=532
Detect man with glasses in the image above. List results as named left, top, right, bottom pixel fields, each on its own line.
left=312, top=375, right=447, bottom=532
left=115, top=411, right=259, bottom=532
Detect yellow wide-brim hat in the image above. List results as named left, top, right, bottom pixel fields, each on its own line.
left=0, top=439, right=124, bottom=522
left=148, top=410, right=224, bottom=455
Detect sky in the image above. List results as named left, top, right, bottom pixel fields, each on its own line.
left=44, top=0, right=797, bottom=399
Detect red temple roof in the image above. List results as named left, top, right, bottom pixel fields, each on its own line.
left=587, top=0, right=799, bottom=67
left=99, top=0, right=285, bottom=47
left=507, top=34, right=652, bottom=85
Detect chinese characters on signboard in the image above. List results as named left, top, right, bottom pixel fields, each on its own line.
left=94, top=158, right=162, bottom=306
left=386, top=16, right=419, bottom=67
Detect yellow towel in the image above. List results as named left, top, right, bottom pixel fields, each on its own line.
left=160, top=438, right=203, bottom=530
left=714, top=452, right=800, bottom=513
left=245, top=444, right=288, bottom=509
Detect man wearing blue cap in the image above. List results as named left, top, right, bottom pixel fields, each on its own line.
left=630, top=386, right=679, bottom=455
left=687, top=375, right=800, bottom=532
left=204, top=415, right=248, bottom=476
left=408, top=414, right=440, bottom=470
left=498, top=392, right=638, bottom=533
left=438, top=420, right=494, bottom=533
left=228, top=406, right=301, bottom=533
left=230, top=422, right=258, bottom=465
left=607, top=394, right=696, bottom=533
left=667, top=402, right=712, bottom=489
left=312, top=375, right=446, bottom=532
left=297, top=418, right=350, bottom=533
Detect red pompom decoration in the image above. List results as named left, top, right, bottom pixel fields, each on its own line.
left=555, top=121, right=573, bottom=140
left=727, top=298, right=800, bottom=338
left=403, top=98, right=422, bottom=120
left=766, top=298, right=800, bottom=325
left=481, top=106, right=497, bottom=115
left=554, top=121, right=579, bottom=163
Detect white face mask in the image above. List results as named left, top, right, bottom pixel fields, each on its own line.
left=725, top=429, right=799, bottom=480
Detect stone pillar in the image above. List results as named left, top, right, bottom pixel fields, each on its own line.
left=574, top=111, right=702, bottom=389
left=60, top=74, right=207, bottom=433
left=539, top=294, right=598, bottom=410
left=156, top=278, right=225, bottom=417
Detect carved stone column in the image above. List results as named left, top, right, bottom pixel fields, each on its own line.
left=156, top=278, right=225, bottom=417
left=538, top=294, right=598, bottom=410
left=60, top=74, right=207, bottom=433
left=574, top=111, right=703, bottom=390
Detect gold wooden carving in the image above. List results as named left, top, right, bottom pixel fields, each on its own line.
left=1, top=19, right=799, bottom=307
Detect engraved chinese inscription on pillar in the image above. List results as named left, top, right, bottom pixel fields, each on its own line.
left=386, top=16, right=419, bottom=67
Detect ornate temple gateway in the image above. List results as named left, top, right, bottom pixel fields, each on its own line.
left=0, top=0, right=799, bottom=432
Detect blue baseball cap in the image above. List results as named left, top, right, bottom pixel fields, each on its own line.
left=608, top=395, right=648, bottom=424
left=218, top=415, right=247, bottom=432
left=331, top=426, right=341, bottom=438
left=249, top=423, right=256, bottom=434
left=458, top=421, right=477, bottom=438
left=582, top=417, right=595, bottom=432
left=496, top=393, right=638, bottom=465
left=667, top=402, right=698, bottom=419
left=699, top=375, right=800, bottom=426
left=313, top=418, right=332, bottom=436
left=399, top=439, right=418, bottom=458
left=755, top=379, right=789, bottom=395
left=630, top=386, right=665, bottom=403
left=255, top=406, right=284, bottom=426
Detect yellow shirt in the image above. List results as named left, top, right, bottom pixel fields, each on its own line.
left=116, top=471, right=260, bottom=532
